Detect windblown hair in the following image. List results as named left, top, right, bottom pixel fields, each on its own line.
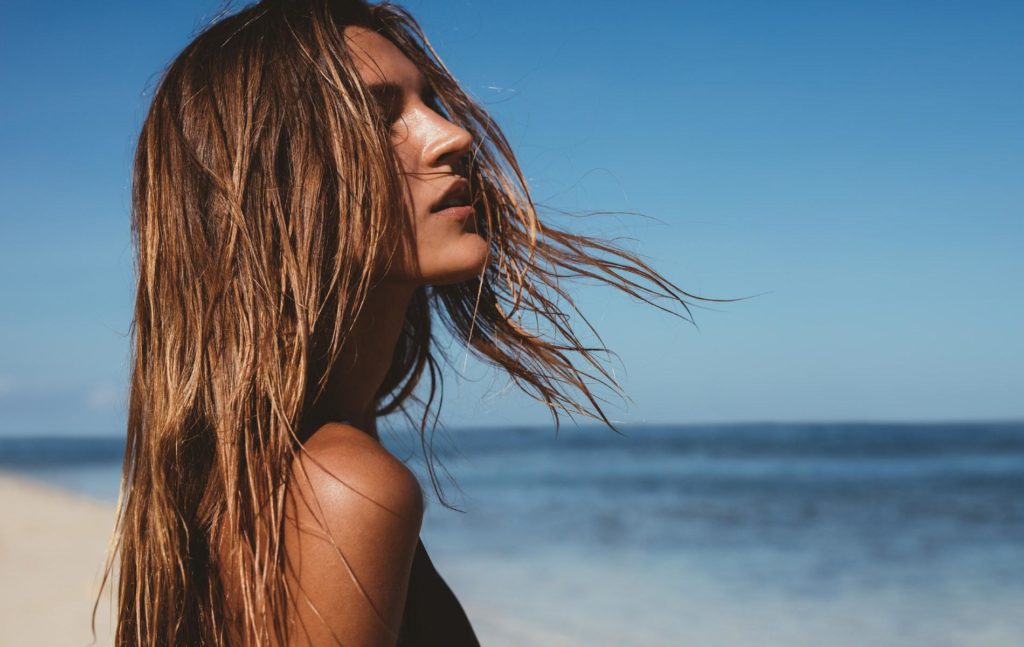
left=95, top=0, right=723, bottom=644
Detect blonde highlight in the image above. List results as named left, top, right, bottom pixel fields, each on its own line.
left=95, top=1, right=731, bottom=644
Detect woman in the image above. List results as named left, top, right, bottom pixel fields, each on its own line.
left=96, top=0, right=713, bottom=644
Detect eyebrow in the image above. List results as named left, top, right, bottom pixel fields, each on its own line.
left=366, top=78, right=436, bottom=108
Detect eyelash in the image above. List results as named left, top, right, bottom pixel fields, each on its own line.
left=379, top=89, right=442, bottom=126
left=383, top=104, right=403, bottom=125
left=421, top=89, right=440, bottom=111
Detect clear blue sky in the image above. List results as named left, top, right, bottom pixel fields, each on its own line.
left=1, top=1, right=1021, bottom=435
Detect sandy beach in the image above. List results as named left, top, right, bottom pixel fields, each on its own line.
left=0, top=471, right=531, bottom=647
left=0, top=472, right=117, bottom=647
left=8, top=426, right=1024, bottom=647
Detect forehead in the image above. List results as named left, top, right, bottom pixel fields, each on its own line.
left=343, top=25, right=422, bottom=90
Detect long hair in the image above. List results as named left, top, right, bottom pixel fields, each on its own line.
left=95, top=0, right=728, bottom=644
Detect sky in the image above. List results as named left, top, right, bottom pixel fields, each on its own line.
left=0, top=0, right=1021, bottom=435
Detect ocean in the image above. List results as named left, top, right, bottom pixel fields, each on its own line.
left=2, top=421, right=1022, bottom=646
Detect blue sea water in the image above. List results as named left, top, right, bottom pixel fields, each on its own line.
left=2, top=422, right=1023, bottom=646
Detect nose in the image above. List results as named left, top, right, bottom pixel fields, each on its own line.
left=425, top=113, right=473, bottom=172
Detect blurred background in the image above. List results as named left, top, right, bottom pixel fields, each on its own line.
left=1, top=1, right=1021, bottom=645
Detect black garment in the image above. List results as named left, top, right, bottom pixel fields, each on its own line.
left=397, top=539, right=480, bottom=646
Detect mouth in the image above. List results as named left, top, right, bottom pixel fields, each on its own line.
left=430, top=178, right=474, bottom=219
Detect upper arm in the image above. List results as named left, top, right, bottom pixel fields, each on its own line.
left=283, top=424, right=424, bottom=647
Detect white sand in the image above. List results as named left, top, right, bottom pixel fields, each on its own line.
left=0, top=473, right=529, bottom=647
left=0, top=473, right=117, bottom=647
left=7, top=470, right=1022, bottom=646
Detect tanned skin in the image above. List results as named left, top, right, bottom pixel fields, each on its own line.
left=283, top=26, right=484, bottom=646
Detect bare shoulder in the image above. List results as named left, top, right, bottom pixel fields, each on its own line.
left=293, top=422, right=424, bottom=522
left=284, top=422, right=423, bottom=647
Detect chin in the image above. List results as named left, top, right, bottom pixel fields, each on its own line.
left=421, top=234, right=490, bottom=286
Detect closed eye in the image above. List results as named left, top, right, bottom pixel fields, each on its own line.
left=421, top=87, right=441, bottom=112
left=368, top=81, right=445, bottom=127
left=368, top=83, right=404, bottom=125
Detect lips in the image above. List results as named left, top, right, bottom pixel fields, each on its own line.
left=430, top=178, right=472, bottom=213
left=431, top=204, right=475, bottom=220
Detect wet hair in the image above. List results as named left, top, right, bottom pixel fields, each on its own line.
left=95, top=0, right=725, bottom=644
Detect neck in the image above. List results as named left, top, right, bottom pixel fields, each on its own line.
left=303, top=279, right=417, bottom=441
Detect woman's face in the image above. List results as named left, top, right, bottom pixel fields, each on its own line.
left=344, top=25, right=489, bottom=286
